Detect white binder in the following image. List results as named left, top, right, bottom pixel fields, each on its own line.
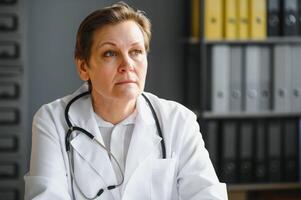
left=258, top=46, right=271, bottom=111
left=211, top=45, right=230, bottom=113
left=291, top=45, right=301, bottom=112
left=245, top=46, right=271, bottom=112
left=229, top=46, right=243, bottom=111
left=274, top=45, right=291, bottom=112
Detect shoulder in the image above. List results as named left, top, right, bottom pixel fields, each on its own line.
left=142, top=93, right=201, bottom=157
left=32, top=95, right=71, bottom=130
left=143, top=92, right=197, bottom=124
left=33, top=84, right=88, bottom=122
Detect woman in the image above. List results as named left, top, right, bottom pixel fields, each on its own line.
left=25, top=2, right=227, bottom=200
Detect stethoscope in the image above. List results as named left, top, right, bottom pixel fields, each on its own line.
left=64, top=90, right=166, bottom=199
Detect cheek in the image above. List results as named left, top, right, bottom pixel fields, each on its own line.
left=137, top=55, right=147, bottom=69
left=140, top=58, right=148, bottom=77
left=90, top=68, right=112, bottom=86
left=141, top=65, right=147, bottom=78
left=136, top=61, right=147, bottom=88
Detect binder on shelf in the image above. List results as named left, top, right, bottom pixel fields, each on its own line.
left=220, top=121, right=238, bottom=183
left=267, top=0, right=281, bottom=36
left=190, top=0, right=200, bottom=38
left=245, top=46, right=260, bottom=112
left=249, top=0, right=267, bottom=40
left=211, top=45, right=230, bottom=113
left=204, top=120, right=219, bottom=172
left=267, top=120, right=282, bottom=182
left=283, top=119, right=298, bottom=182
left=225, top=0, right=238, bottom=40
left=239, top=121, right=254, bottom=183
left=283, top=0, right=299, bottom=36
left=245, top=46, right=271, bottom=112
left=229, top=46, right=243, bottom=111
left=273, top=45, right=291, bottom=112
left=254, top=120, right=267, bottom=182
left=258, top=46, right=271, bottom=111
left=204, top=0, right=223, bottom=40
left=290, top=45, right=301, bottom=112
left=238, top=0, right=249, bottom=39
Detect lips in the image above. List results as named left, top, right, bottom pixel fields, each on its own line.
left=115, top=80, right=136, bottom=85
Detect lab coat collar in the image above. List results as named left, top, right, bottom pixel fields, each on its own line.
left=136, top=93, right=156, bottom=126
left=67, top=83, right=94, bottom=132
left=67, top=83, right=155, bottom=128
left=67, top=83, right=156, bottom=130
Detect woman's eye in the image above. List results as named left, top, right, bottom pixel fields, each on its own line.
left=103, top=51, right=117, bottom=57
left=131, top=49, right=143, bottom=56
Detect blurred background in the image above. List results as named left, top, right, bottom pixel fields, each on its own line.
left=1, top=0, right=301, bottom=200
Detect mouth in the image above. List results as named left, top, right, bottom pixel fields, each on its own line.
left=115, top=80, right=137, bottom=85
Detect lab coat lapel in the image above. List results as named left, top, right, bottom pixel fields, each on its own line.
left=67, top=87, right=120, bottom=199
left=122, top=95, right=162, bottom=192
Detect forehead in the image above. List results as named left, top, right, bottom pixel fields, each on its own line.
left=92, top=20, right=145, bottom=47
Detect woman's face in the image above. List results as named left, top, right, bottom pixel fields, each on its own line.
left=77, top=20, right=148, bottom=103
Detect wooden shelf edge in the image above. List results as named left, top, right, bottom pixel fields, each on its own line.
left=181, top=37, right=301, bottom=45
left=203, top=37, right=301, bottom=44
left=228, top=182, right=301, bottom=191
left=201, top=111, right=301, bottom=119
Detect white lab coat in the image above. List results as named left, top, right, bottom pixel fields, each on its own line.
left=24, top=83, right=227, bottom=200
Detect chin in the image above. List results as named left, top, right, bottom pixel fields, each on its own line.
left=116, top=90, right=141, bottom=101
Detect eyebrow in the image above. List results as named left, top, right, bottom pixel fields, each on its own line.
left=97, top=41, right=144, bottom=49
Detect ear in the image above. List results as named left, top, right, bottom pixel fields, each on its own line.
left=75, top=58, right=90, bottom=81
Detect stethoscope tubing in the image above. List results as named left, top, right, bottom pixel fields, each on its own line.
left=141, top=93, right=166, bottom=158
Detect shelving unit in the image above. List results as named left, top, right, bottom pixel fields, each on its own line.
left=0, top=0, right=28, bottom=199
left=185, top=0, right=301, bottom=199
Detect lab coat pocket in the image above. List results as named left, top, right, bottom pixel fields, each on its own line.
left=150, top=157, right=177, bottom=200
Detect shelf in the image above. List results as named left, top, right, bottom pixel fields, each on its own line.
left=184, top=37, right=301, bottom=45
left=228, top=183, right=301, bottom=192
left=204, top=37, right=301, bottom=45
left=201, top=111, right=301, bottom=119
left=180, top=37, right=200, bottom=45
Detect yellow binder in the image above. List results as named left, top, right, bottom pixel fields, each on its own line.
left=238, top=0, right=249, bottom=40
left=249, top=0, right=267, bottom=40
left=191, top=0, right=200, bottom=39
left=204, top=0, right=223, bottom=40
left=225, top=0, right=238, bottom=40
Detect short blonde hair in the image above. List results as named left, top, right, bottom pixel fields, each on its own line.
left=74, top=1, right=151, bottom=62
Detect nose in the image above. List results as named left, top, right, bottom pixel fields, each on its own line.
left=118, top=54, right=134, bottom=73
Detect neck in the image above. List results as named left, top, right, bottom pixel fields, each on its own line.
left=91, top=93, right=137, bottom=125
